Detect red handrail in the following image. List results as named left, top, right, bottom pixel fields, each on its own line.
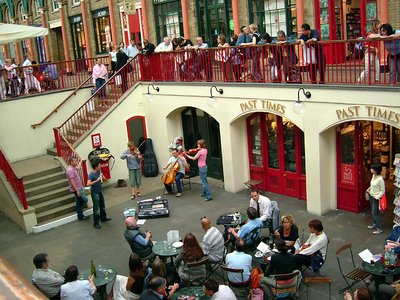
left=0, top=146, right=27, bottom=210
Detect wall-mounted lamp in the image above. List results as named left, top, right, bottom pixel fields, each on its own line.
left=293, top=88, right=311, bottom=114
left=208, top=85, right=223, bottom=108
left=145, top=84, right=160, bottom=102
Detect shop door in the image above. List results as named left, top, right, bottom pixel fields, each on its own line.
left=126, top=116, right=147, bottom=154
left=182, top=108, right=223, bottom=180
left=336, top=122, right=363, bottom=213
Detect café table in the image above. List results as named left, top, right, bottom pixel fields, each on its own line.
left=216, top=212, right=248, bottom=227
left=79, top=266, right=116, bottom=300
left=362, top=260, right=400, bottom=295
left=153, top=240, right=182, bottom=265
left=171, top=286, right=210, bottom=300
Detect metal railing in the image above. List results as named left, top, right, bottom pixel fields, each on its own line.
left=0, top=146, right=27, bottom=209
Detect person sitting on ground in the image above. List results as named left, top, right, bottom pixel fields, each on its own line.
left=260, top=239, right=299, bottom=299
left=32, top=253, right=64, bottom=300
left=60, top=265, right=96, bottom=299
left=124, top=216, right=156, bottom=262
left=227, top=207, right=263, bottom=248
left=225, top=238, right=252, bottom=285
left=150, top=259, right=179, bottom=299
left=203, top=279, right=237, bottom=300
left=140, top=277, right=178, bottom=300
left=249, top=188, right=272, bottom=228
left=344, top=287, right=372, bottom=300
left=200, top=217, right=225, bottom=263
left=174, top=233, right=206, bottom=284
left=294, top=219, right=328, bottom=272
left=274, top=214, right=299, bottom=254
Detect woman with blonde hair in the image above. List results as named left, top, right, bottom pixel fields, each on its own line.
left=120, top=141, right=143, bottom=200
left=274, top=214, right=299, bottom=253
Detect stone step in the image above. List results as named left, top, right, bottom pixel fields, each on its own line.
left=27, top=186, right=71, bottom=206
left=36, top=202, right=77, bottom=224
left=32, top=194, right=76, bottom=214
left=23, top=166, right=62, bottom=181
left=24, top=171, right=66, bottom=189
left=46, top=147, right=58, bottom=157
left=25, top=179, right=69, bottom=198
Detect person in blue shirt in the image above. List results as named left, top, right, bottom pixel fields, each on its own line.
left=87, top=160, right=111, bottom=229
left=228, top=207, right=263, bottom=247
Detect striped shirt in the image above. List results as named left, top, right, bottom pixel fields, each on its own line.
left=202, top=227, right=224, bottom=262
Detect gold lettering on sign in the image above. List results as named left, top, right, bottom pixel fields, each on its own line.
left=239, top=99, right=286, bottom=114
left=336, top=106, right=360, bottom=120
left=337, top=105, right=400, bottom=124
left=240, top=100, right=258, bottom=111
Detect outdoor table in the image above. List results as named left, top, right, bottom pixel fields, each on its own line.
left=153, top=240, right=182, bottom=265
left=362, top=260, right=400, bottom=295
left=79, top=266, right=116, bottom=300
left=171, top=286, right=210, bottom=300
left=216, top=212, right=248, bottom=227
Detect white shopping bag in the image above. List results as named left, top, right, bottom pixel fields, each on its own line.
left=303, top=45, right=316, bottom=64
left=115, top=75, right=122, bottom=85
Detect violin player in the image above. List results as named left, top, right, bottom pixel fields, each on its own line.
left=163, top=148, right=188, bottom=197
left=121, top=141, right=143, bottom=200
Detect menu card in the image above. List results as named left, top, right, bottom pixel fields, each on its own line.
left=358, top=249, right=380, bottom=263
left=257, top=241, right=271, bottom=254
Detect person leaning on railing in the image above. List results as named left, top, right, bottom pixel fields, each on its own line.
left=380, top=23, right=400, bottom=84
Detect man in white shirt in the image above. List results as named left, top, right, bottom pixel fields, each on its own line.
left=201, top=217, right=224, bottom=262
left=203, top=279, right=237, bottom=300
left=60, top=265, right=96, bottom=299
left=154, top=37, right=173, bottom=52
left=126, top=39, right=138, bottom=58
left=32, top=253, right=64, bottom=299
left=250, top=188, right=272, bottom=226
left=163, top=148, right=187, bottom=197
left=225, top=238, right=252, bottom=284
left=22, top=54, right=41, bottom=95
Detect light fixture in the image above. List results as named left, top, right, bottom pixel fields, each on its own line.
left=293, top=88, right=311, bottom=114
left=145, top=84, right=160, bottom=102
left=208, top=85, right=223, bottom=108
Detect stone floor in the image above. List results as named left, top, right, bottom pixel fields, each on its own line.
left=0, top=175, right=394, bottom=299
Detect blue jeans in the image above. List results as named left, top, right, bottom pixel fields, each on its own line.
left=370, top=194, right=382, bottom=230
left=95, top=78, right=106, bottom=99
left=165, top=172, right=184, bottom=193
left=73, top=189, right=88, bottom=220
left=91, top=191, right=107, bottom=225
left=199, top=166, right=212, bottom=200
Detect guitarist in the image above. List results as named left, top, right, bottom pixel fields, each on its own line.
left=163, top=148, right=187, bottom=197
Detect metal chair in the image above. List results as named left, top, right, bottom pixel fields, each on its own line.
left=205, top=246, right=227, bottom=281
left=181, top=163, right=195, bottom=190
left=186, top=256, right=209, bottom=286
left=245, top=226, right=262, bottom=252
left=271, top=270, right=301, bottom=299
left=301, top=237, right=330, bottom=276
left=336, top=243, right=370, bottom=294
left=221, top=265, right=250, bottom=296
left=303, top=277, right=332, bottom=300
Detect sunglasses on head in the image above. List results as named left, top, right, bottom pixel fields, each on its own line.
left=200, top=216, right=207, bottom=221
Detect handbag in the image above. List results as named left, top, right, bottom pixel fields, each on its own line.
left=380, top=194, right=387, bottom=212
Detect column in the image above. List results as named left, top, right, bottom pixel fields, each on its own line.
left=24, top=16, right=34, bottom=59
left=232, top=0, right=240, bottom=34
left=10, top=18, right=22, bottom=64
left=58, top=0, right=71, bottom=72
left=80, top=0, right=93, bottom=71
left=296, top=0, right=304, bottom=37
left=39, top=7, right=51, bottom=62
left=380, top=0, right=388, bottom=23
left=141, top=0, right=149, bottom=40
left=107, top=0, right=117, bottom=45
left=3, top=45, right=10, bottom=60
left=181, top=0, right=190, bottom=39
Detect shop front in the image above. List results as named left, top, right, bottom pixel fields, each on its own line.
left=69, top=14, right=86, bottom=60
left=153, top=0, right=183, bottom=44
left=92, top=8, right=111, bottom=55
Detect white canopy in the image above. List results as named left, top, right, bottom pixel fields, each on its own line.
left=0, top=23, right=48, bottom=45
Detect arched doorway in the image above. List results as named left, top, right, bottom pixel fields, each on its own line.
left=246, top=113, right=306, bottom=199
left=181, top=107, right=223, bottom=180
left=126, top=116, right=147, bottom=153
left=336, top=121, right=398, bottom=213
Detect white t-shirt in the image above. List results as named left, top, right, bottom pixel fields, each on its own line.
left=61, top=280, right=96, bottom=300
left=211, top=285, right=237, bottom=300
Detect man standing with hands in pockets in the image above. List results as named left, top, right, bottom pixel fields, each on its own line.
left=87, top=160, right=111, bottom=229
left=66, top=157, right=89, bottom=221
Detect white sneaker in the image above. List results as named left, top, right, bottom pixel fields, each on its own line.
left=367, top=225, right=375, bottom=229
left=373, top=229, right=383, bottom=235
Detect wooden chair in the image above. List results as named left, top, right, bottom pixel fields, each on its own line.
left=336, top=243, right=370, bottom=294
left=186, top=256, right=209, bottom=286
left=271, top=270, right=301, bottom=299
left=181, top=163, right=194, bottom=190
left=221, top=265, right=250, bottom=296
left=303, top=277, right=333, bottom=300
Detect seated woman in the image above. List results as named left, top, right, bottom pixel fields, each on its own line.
left=174, top=233, right=206, bottom=284
left=294, top=219, right=328, bottom=272
left=108, top=253, right=150, bottom=300
left=150, top=259, right=179, bottom=299
left=344, top=287, right=372, bottom=300
left=274, top=214, right=299, bottom=254
left=60, top=265, right=96, bottom=299
left=260, top=239, right=299, bottom=299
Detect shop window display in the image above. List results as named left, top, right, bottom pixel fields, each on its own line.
left=266, top=114, right=279, bottom=169
left=250, top=116, right=263, bottom=167
left=93, top=13, right=111, bottom=54
left=283, top=118, right=296, bottom=172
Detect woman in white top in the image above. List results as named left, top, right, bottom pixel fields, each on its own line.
left=367, top=162, right=385, bottom=234
left=61, top=265, right=96, bottom=300
left=109, top=45, right=118, bottom=76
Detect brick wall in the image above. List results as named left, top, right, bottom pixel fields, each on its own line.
left=388, top=0, right=400, bottom=29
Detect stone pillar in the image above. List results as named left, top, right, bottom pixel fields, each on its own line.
left=232, top=0, right=240, bottom=34
left=10, top=18, right=22, bottom=64
left=107, top=0, right=117, bottom=44
left=57, top=0, right=71, bottom=72
left=380, top=0, right=388, bottom=23
left=39, top=7, right=51, bottom=62
left=24, top=15, right=34, bottom=59
left=141, top=0, right=149, bottom=40
left=296, top=0, right=304, bottom=37
left=80, top=0, right=93, bottom=71
left=181, top=0, right=190, bottom=39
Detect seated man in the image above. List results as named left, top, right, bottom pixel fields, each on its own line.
left=228, top=207, right=263, bottom=248
left=203, top=279, right=237, bottom=299
left=384, top=225, right=400, bottom=253
left=249, top=189, right=272, bottom=227
left=294, top=219, right=328, bottom=272
left=124, top=216, right=156, bottom=262
left=225, top=238, right=252, bottom=285
left=163, top=148, right=187, bottom=197
left=140, top=277, right=179, bottom=300
left=32, top=253, right=64, bottom=299
left=200, top=217, right=225, bottom=263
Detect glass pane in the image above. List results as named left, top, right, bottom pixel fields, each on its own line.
left=283, top=118, right=296, bottom=172
left=320, top=0, right=329, bottom=40
left=300, top=130, right=305, bottom=175
left=340, top=124, right=355, bottom=164
left=362, top=121, right=371, bottom=183
left=266, top=114, right=279, bottom=169
left=250, top=116, right=263, bottom=167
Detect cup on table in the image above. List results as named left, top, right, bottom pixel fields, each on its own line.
left=370, top=259, right=375, bottom=266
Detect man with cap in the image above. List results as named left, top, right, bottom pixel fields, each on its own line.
left=124, top=216, right=156, bottom=262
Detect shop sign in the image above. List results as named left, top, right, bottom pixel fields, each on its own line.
left=336, top=105, right=400, bottom=126
left=229, top=19, right=234, bottom=31
left=153, top=0, right=175, bottom=4
left=124, top=0, right=137, bottom=14
left=70, top=15, right=82, bottom=24
left=341, top=163, right=355, bottom=185
left=91, top=133, right=102, bottom=148
left=92, top=9, right=109, bottom=19
left=239, top=99, right=285, bottom=114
